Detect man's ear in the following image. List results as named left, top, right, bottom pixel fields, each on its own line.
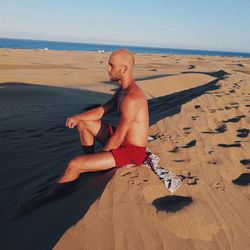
left=122, top=65, right=128, bottom=74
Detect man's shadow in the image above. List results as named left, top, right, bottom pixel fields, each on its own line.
left=0, top=75, right=222, bottom=249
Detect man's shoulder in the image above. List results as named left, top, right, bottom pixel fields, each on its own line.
left=129, top=84, right=145, bottom=98
left=122, top=93, right=137, bottom=106
left=122, top=90, right=145, bottom=109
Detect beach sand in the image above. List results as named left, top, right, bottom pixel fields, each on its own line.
left=0, top=49, right=250, bottom=249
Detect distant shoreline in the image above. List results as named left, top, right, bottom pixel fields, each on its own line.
left=1, top=37, right=250, bottom=58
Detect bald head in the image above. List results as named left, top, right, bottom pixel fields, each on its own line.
left=110, top=49, right=135, bottom=69
left=107, top=49, right=135, bottom=82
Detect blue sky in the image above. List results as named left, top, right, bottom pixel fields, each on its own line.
left=1, top=0, right=250, bottom=52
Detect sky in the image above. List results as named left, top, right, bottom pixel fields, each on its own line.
left=0, top=0, right=250, bottom=52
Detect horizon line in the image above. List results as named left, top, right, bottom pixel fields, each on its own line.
left=1, top=36, right=250, bottom=55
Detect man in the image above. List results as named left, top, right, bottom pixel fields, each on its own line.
left=19, top=50, right=183, bottom=214
left=59, top=49, right=149, bottom=183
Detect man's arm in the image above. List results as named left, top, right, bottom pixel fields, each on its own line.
left=102, top=96, right=138, bottom=151
left=66, top=88, right=121, bottom=128
left=102, top=87, right=121, bottom=114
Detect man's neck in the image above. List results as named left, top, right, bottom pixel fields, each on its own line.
left=119, top=76, right=135, bottom=90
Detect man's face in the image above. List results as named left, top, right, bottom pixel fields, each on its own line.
left=107, top=55, right=122, bottom=82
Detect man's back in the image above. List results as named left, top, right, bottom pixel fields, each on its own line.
left=117, top=82, right=149, bottom=147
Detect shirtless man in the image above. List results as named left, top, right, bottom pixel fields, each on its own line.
left=59, top=49, right=149, bottom=183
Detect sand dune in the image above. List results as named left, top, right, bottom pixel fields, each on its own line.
left=0, top=49, right=249, bottom=250
left=139, top=73, right=216, bottom=98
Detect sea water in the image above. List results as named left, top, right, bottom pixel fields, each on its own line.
left=1, top=37, right=250, bottom=58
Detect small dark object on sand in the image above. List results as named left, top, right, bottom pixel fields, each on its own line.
left=152, top=195, right=193, bottom=212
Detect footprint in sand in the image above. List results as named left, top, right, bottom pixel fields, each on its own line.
left=187, top=65, right=195, bottom=70
left=232, top=83, right=240, bottom=89
left=119, top=168, right=148, bottom=186
left=152, top=195, right=193, bottom=212
left=240, top=159, right=250, bottom=169
left=217, top=143, right=241, bottom=148
left=194, top=105, right=203, bottom=111
left=155, top=134, right=179, bottom=143
left=174, top=159, right=190, bottom=163
left=215, top=124, right=227, bottom=133
left=212, top=182, right=225, bottom=190
left=180, top=172, right=199, bottom=185
left=237, top=128, right=249, bottom=138
left=208, top=108, right=217, bottom=113
left=181, top=139, right=197, bottom=148
left=229, top=102, right=240, bottom=109
left=232, top=173, right=250, bottom=186
left=119, top=167, right=137, bottom=177
left=182, top=127, right=192, bottom=134
left=202, top=124, right=227, bottom=134
left=169, top=146, right=179, bottom=153
left=223, top=115, right=246, bottom=123
left=225, top=103, right=240, bottom=110
left=191, top=115, right=199, bottom=120
left=207, top=157, right=218, bottom=165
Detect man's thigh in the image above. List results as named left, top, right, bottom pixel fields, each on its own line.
left=74, top=151, right=116, bottom=172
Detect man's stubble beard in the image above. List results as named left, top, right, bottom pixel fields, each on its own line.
left=109, top=75, right=120, bottom=82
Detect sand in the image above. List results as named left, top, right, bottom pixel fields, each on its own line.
left=0, top=49, right=249, bottom=250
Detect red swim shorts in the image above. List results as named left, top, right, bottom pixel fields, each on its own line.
left=108, top=124, right=147, bottom=167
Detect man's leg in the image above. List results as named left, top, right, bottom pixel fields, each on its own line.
left=18, top=152, right=116, bottom=213
left=58, top=151, right=116, bottom=183
left=77, top=120, right=110, bottom=154
left=17, top=121, right=114, bottom=214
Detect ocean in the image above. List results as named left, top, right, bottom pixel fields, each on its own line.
left=1, top=37, right=250, bottom=58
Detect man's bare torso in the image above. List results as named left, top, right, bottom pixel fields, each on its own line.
left=116, top=83, right=149, bottom=147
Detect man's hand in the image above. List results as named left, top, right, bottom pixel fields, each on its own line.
left=66, top=116, right=79, bottom=129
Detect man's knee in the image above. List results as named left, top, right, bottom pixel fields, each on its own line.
left=59, top=158, right=81, bottom=183
left=65, top=158, right=80, bottom=176
left=77, top=120, right=87, bottom=129
left=77, top=120, right=99, bottom=131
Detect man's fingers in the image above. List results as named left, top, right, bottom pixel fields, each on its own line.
left=66, top=117, right=78, bottom=128
left=66, top=118, right=69, bottom=127
left=69, top=121, right=75, bottom=129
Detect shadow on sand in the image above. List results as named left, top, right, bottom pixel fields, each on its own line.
left=152, top=195, right=193, bottom=212
left=180, top=69, right=229, bottom=80
left=101, top=73, right=175, bottom=86
left=0, top=75, right=222, bottom=249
